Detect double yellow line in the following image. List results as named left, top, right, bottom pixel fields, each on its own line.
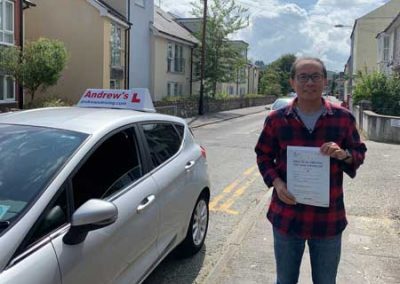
left=209, top=165, right=260, bottom=215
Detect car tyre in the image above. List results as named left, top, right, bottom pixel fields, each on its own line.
left=176, top=193, right=209, bottom=258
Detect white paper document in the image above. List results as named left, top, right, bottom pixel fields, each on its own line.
left=287, top=146, right=330, bottom=207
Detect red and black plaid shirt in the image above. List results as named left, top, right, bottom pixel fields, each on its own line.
left=255, top=98, right=367, bottom=238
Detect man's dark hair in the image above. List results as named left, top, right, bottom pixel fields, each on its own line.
left=290, top=57, right=327, bottom=79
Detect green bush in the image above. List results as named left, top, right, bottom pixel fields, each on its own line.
left=25, top=96, right=71, bottom=109
left=353, top=71, right=400, bottom=116
left=244, top=93, right=265, bottom=98
left=214, top=92, right=231, bottom=100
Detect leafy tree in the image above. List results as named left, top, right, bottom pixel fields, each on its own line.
left=191, top=0, right=249, bottom=97
left=259, top=54, right=296, bottom=96
left=0, top=38, right=68, bottom=103
left=259, top=68, right=281, bottom=96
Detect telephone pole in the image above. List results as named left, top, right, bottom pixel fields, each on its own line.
left=198, top=0, right=207, bottom=115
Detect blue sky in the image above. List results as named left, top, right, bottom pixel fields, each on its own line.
left=159, top=0, right=390, bottom=72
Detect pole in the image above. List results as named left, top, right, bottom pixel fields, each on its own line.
left=198, top=0, right=207, bottom=115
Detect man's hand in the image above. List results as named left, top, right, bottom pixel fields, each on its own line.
left=320, top=142, right=352, bottom=163
left=272, top=177, right=296, bottom=205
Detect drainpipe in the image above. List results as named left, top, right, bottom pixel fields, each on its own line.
left=189, top=47, right=193, bottom=96
left=18, top=0, right=24, bottom=109
left=126, top=0, right=131, bottom=88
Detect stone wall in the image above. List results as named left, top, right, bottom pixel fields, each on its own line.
left=154, top=96, right=276, bottom=118
left=354, top=105, right=400, bottom=143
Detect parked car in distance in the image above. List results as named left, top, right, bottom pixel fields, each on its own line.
left=0, top=89, right=210, bottom=284
left=287, top=92, right=297, bottom=97
left=324, top=95, right=342, bottom=106
left=266, top=97, right=294, bottom=111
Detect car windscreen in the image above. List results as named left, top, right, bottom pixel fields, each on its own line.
left=0, top=124, right=87, bottom=230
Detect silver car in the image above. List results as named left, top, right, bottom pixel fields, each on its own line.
left=266, top=97, right=294, bottom=111
left=0, top=106, right=210, bottom=283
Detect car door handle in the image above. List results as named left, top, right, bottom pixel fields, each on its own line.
left=137, top=195, right=155, bottom=213
left=185, top=161, right=195, bottom=170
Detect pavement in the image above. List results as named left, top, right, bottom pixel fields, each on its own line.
left=186, top=105, right=267, bottom=128
left=186, top=106, right=400, bottom=284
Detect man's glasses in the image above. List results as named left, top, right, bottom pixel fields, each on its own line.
left=295, top=73, right=324, bottom=83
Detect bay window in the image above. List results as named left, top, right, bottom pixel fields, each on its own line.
left=0, top=0, right=14, bottom=45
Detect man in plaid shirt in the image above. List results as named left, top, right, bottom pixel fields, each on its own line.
left=255, top=57, right=366, bottom=284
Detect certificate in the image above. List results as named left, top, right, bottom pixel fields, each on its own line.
left=287, top=146, right=330, bottom=207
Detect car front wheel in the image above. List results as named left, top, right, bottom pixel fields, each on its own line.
left=176, top=194, right=209, bottom=257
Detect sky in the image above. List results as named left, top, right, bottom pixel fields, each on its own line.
left=158, top=0, right=391, bottom=72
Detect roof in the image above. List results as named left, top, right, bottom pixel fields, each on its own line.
left=153, top=7, right=199, bottom=45
left=174, top=18, right=202, bottom=33
left=90, top=0, right=131, bottom=26
left=382, top=12, right=400, bottom=34
left=22, top=0, right=36, bottom=9
left=0, top=107, right=183, bottom=135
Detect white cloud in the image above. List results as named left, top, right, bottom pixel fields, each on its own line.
left=160, top=0, right=391, bottom=71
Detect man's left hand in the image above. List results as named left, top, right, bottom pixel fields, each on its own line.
left=320, top=142, right=348, bottom=161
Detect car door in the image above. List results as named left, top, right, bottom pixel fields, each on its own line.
left=139, top=122, right=196, bottom=256
left=50, top=127, right=160, bottom=284
left=0, top=186, right=71, bottom=284
left=0, top=241, right=61, bottom=284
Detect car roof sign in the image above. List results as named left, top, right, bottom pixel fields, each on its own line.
left=77, top=88, right=156, bottom=112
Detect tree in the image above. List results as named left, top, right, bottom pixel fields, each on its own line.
left=259, top=69, right=281, bottom=96
left=259, top=54, right=296, bottom=96
left=0, top=38, right=68, bottom=103
left=191, top=0, right=249, bottom=97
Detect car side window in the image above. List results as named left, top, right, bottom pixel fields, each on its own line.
left=174, top=124, right=184, bottom=139
left=21, top=187, right=69, bottom=251
left=72, top=128, right=143, bottom=209
left=141, top=123, right=183, bottom=168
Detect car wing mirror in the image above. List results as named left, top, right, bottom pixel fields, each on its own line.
left=63, top=199, right=118, bottom=245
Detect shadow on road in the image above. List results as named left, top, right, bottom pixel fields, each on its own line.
left=143, top=245, right=207, bottom=284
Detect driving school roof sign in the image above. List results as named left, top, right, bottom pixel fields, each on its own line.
left=77, top=88, right=155, bottom=112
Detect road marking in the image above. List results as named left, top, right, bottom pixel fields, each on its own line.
left=210, top=165, right=260, bottom=215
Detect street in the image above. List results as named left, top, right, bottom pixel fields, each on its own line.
left=144, top=110, right=400, bottom=284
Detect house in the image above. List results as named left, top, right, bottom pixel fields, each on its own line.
left=175, top=18, right=259, bottom=97
left=152, top=7, right=199, bottom=101
left=247, top=63, right=259, bottom=95
left=102, top=2, right=199, bottom=101
left=345, top=0, right=400, bottom=102
left=0, top=0, right=35, bottom=111
left=377, top=12, right=400, bottom=75
left=24, top=0, right=130, bottom=103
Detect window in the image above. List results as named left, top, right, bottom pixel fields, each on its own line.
left=0, top=0, right=14, bottom=44
left=0, top=74, right=15, bottom=101
left=141, top=123, right=182, bottom=168
left=24, top=188, right=69, bottom=248
left=167, top=42, right=185, bottom=73
left=228, top=86, right=234, bottom=95
left=167, top=82, right=183, bottom=97
left=110, top=23, right=122, bottom=67
left=110, top=79, right=121, bottom=89
left=72, top=129, right=143, bottom=209
left=167, top=43, right=173, bottom=72
left=383, top=35, right=390, bottom=62
left=0, top=124, right=87, bottom=233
